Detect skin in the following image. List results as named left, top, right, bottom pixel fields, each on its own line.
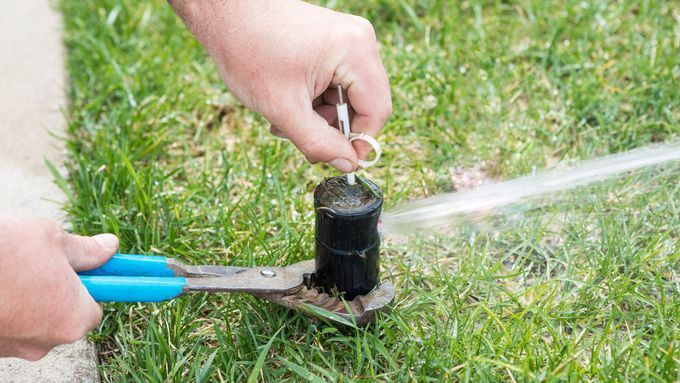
left=169, top=0, right=393, bottom=172
left=1, top=0, right=390, bottom=360
left=0, top=217, right=118, bottom=360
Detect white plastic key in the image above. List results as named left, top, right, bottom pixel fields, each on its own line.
left=336, top=86, right=356, bottom=185
left=335, top=85, right=382, bottom=184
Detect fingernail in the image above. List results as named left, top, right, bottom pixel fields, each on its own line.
left=329, top=158, right=354, bottom=173
left=92, top=233, right=119, bottom=250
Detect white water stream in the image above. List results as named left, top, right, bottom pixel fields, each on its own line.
left=381, top=142, right=680, bottom=234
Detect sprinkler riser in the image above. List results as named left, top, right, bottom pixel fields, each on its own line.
left=313, top=176, right=383, bottom=300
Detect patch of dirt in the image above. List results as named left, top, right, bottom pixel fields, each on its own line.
left=449, top=162, right=495, bottom=191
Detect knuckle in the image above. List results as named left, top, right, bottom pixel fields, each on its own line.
left=54, top=310, right=91, bottom=345
left=91, top=305, right=103, bottom=326
left=344, top=18, right=376, bottom=43
left=381, top=102, right=393, bottom=120
left=55, top=324, right=87, bottom=345
left=41, top=220, right=67, bottom=247
left=353, top=16, right=375, bottom=35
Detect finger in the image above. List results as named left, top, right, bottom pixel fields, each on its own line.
left=11, top=344, right=51, bottom=362
left=51, top=273, right=104, bottom=348
left=79, top=283, right=104, bottom=333
left=277, top=105, right=357, bottom=172
left=269, top=124, right=287, bottom=138
left=350, top=114, right=388, bottom=159
left=321, top=86, right=346, bottom=105
left=63, top=233, right=119, bottom=272
left=333, top=52, right=392, bottom=158
left=351, top=137, right=374, bottom=160
left=313, top=103, right=338, bottom=127
left=319, top=92, right=373, bottom=159
left=345, top=102, right=375, bottom=157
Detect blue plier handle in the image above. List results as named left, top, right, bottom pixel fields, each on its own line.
left=78, top=254, right=189, bottom=302
left=78, top=253, right=311, bottom=303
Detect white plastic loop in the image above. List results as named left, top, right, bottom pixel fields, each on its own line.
left=349, top=133, right=382, bottom=168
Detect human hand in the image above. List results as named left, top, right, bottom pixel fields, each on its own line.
left=0, top=216, right=118, bottom=360
left=169, top=0, right=392, bottom=173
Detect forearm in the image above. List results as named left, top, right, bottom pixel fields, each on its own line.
left=167, top=0, right=224, bottom=45
left=167, top=0, right=259, bottom=55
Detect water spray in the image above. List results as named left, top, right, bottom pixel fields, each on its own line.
left=381, top=141, right=680, bottom=234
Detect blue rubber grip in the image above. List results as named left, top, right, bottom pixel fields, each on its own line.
left=80, top=276, right=187, bottom=302
left=78, top=253, right=175, bottom=277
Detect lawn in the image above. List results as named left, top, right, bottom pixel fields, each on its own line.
left=59, top=0, right=678, bottom=381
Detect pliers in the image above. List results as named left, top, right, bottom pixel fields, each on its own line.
left=78, top=254, right=394, bottom=325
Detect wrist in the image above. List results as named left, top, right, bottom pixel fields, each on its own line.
left=168, top=0, right=246, bottom=58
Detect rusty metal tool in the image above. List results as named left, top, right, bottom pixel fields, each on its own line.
left=78, top=253, right=394, bottom=325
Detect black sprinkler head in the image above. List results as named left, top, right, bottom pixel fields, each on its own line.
left=313, top=176, right=383, bottom=300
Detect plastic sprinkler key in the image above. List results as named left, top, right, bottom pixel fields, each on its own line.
left=336, top=85, right=355, bottom=185
left=335, top=85, right=382, bottom=180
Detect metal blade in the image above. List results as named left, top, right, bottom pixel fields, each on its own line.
left=184, top=260, right=315, bottom=294
left=166, top=258, right=250, bottom=278
left=256, top=280, right=395, bottom=326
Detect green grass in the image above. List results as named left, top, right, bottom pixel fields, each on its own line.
left=59, top=0, right=678, bottom=381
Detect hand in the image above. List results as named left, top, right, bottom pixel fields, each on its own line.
left=170, top=0, right=392, bottom=172
left=0, top=216, right=118, bottom=360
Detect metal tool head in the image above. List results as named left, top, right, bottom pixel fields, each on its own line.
left=173, top=258, right=394, bottom=325
left=289, top=281, right=395, bottom=326
left=255, top=273, right=395, bottom=326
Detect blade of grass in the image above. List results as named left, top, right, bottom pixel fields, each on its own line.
left=246, top=326, right=283, bottom=383
left=276, top=357, right=326, bottom=383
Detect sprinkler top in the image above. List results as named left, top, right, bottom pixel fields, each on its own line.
left=313, top=176, right=384, bottom=300
left=314, top=175, right=383, bottom=216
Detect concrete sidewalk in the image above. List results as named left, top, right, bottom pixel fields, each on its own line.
left=0, top=1, right=100, bottom=382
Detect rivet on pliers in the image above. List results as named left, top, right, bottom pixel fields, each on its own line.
left=260, top=269, right=276, bottom=278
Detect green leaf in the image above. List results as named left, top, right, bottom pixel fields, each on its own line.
left=44, top=159, right=75, bottom=204
left=299, top=303, right=357, bottom=329
left=196, top=349, right=218, bottom=383
left=276, top=357, right=325, bottom=383
left=247, top=326, right=283, bottom=383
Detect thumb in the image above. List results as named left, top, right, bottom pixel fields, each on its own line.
left=279, top=106, right=358, bottom=172
left=63, top=233, right=119, bottom=272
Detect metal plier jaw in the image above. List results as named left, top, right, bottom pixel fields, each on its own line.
left=79, top=254, right=394, bottom=326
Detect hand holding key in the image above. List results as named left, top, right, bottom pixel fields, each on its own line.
left=169, top=0, right=392, bottom=172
